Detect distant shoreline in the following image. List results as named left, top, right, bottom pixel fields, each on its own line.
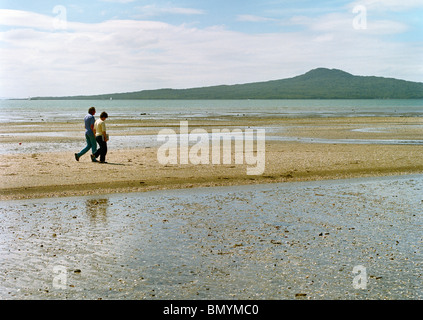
left=20, top=97, right=423, bottom=101
left=23, top=68, right=423, bottom=100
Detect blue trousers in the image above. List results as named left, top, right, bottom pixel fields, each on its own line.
left=77, top=133, right=97, bottom=158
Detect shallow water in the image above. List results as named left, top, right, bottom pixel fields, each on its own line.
left=2, top=99, right=423, bottom=123
left=0, top=175, right=422, bottom=300
left=0, top=134, right=161, bottom=155
left=3, top=126, right=423, bottom=155
left=2, top=99, right=423, bottom=154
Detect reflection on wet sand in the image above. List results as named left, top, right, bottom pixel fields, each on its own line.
left=85, top=199, right=109, bottom=225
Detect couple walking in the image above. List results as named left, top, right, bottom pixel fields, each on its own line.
left=75, top=107, right=109, bottom=163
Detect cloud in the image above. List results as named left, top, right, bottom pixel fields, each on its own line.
left=135, top=5, right=205, bottom=17
left=349, top=0, right=423, bottom=11
left=236, top=15, right=276, bottom=23
left=0, top=9, right=57, bottom=30
left=0, top=8, right=421, bottom=98
left=100, top=0, right=136, bottom=3
left=288, top=11, right=409, bottom=35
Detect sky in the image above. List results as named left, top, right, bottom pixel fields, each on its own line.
left=0, top=0, right=422, bottom=98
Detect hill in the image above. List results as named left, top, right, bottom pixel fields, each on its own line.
left=31, top=68, right=423, bottom=100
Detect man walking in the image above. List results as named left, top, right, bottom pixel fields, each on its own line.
left=75, top=107, right=98, bottom=162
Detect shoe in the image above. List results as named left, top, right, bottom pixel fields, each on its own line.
left=74, top=153, right=79, bottom=161
left=99, top=161, right=107, bottom=164
left=90, top=154, right=98, bottom=162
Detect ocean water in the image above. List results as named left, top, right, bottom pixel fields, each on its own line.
left=1, top=99, right=423, bottom=123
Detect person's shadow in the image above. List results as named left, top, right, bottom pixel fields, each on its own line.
left=98, top=162, right=126, bottom=166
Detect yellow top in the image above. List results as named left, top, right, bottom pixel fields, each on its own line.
left=94, top=119, right=106, bottom=137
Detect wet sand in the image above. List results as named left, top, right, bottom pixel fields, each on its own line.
left=1, top=175, right=422, bottom=299
left=1, top=116, right=423, bottom=200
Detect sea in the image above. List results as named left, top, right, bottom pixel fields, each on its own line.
left=1, top=98, right=423, bottom=123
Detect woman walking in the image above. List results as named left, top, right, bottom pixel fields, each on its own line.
left=92, top=111, right=109, bottom=163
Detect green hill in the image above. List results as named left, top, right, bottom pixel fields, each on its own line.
left=31, top=68, right=423, bottom=100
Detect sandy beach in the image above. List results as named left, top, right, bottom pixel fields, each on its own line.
left=1, top=116, right=423, bottom=200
